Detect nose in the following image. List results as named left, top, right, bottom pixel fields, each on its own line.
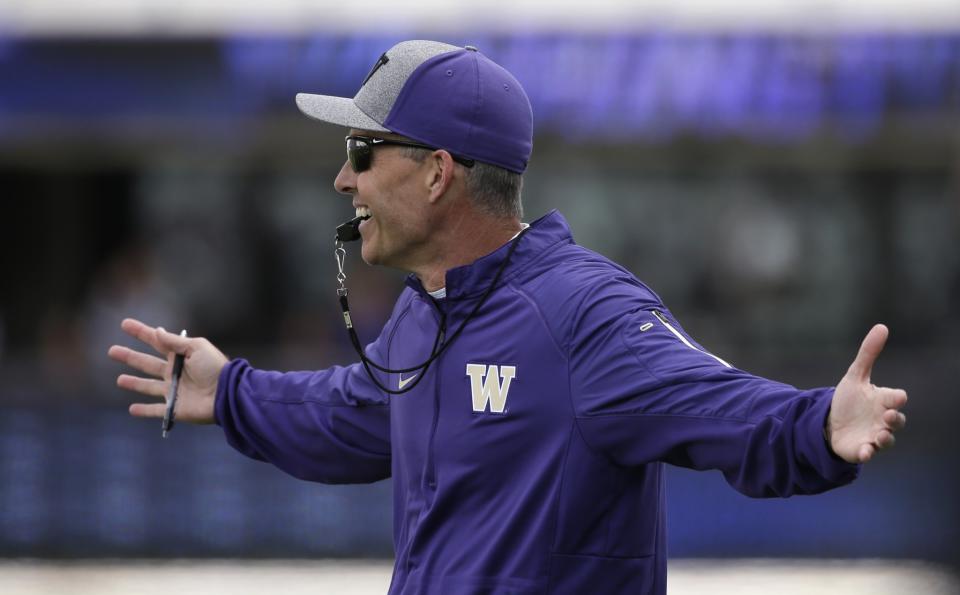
left=334, top=160, right=356, bottom=196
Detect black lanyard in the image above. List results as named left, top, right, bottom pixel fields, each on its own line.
left=334, top=222, right=529, bottom=395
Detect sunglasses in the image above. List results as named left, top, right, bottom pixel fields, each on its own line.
left=345, top=135, right=475, bottom=173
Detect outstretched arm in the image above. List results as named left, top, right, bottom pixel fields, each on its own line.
left=108, top=317, right=391, bottom=484
left=565, top=286, right=877, bottom=497
left=827, top=324, right=908, bottom=463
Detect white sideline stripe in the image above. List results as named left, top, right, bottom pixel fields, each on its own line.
left=4, top=1, right=960, bottom=34
left=0, top=559, right=957, bottom=595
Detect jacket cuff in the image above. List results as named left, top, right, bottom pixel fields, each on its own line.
left=214, top=358, right=250, bottom=428
left=798, top=388, right=860, bottom=485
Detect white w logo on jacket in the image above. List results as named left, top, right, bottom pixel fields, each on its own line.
left=465, top=364, right=516, bottom=414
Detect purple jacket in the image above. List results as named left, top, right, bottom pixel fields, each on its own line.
left=215, top=210, right=858, bottom=594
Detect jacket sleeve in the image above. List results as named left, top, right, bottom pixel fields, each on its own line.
left=568, top=282, right=859, bottom=498
left=214, top=331, right=392, bottom=484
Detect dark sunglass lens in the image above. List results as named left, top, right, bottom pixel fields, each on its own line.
left=346, top=138, right=372, bottom=172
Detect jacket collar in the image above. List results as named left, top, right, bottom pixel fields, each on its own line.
left=404, top=209, right=573, bottom=301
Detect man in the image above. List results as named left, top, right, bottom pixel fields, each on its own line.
left=109, top=40, right=908, bottom=594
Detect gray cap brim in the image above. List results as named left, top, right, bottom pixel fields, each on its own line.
left=295, top=93, right=389, bottom=132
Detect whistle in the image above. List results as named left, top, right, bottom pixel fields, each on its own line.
left=336, top=216, right=367, bottom=242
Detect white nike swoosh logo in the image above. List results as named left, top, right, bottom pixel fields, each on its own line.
left=398, top=373, right=418, bottom=389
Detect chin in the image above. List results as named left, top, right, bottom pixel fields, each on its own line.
left=360, top=242, right=383, bottom=266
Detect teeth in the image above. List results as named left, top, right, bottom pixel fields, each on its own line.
left=355, top=206, right=372, bottom=219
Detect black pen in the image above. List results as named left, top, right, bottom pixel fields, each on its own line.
left=162, top=330, right=187, bottom=438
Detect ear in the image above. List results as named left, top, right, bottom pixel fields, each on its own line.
left=424, top=150, right=457, bottom=204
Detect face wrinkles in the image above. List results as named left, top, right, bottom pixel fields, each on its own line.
left=335, top=128, right=432, bottom=272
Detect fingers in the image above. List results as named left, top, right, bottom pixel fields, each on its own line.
left=120, top=318, right=168, bottom=355
left=850, top=408, right=904, bottom=465
left=119, top=318, right=193, bottom=358
left=847, top=323, right=889, bottom=382
left=879, top=387, right=908, bottom=410
left=154, top=326, right=191, bottom=356
left=108, top=345, right=168, bottom=378
left=117, top=374, right=167, bottom=399
left=883, top=409, right=907, bottom=431
left=875, top=428, right=896, bottom=449
left=129, top=403, right=167, bottom=419
left=856, top=426, right=899, bottom=465
left=854, top=424, right=900, bottom=463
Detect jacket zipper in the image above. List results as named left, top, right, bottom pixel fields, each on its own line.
left=652, top=310, right=732, bottom=368
left=423, top=308, right=446, bottom=491
left=406, top=304, right=445, bottom=574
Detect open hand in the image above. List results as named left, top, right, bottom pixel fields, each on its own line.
left=827, top=324, right=908, bottom=464
left=107, top=318, right=228, bottom=424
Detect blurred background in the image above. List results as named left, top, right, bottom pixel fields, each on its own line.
left=1, top=0, right=958, bottom=592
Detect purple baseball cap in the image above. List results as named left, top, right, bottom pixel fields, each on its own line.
left=296, top=40, right=533, bottom=174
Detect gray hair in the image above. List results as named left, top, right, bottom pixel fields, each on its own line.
left=400, top=146, right=523, bottom=220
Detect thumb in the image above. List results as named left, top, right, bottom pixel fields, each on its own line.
left=155, top=327, right=190, bottom=356
left=847, top=323, right=889, bottom=382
